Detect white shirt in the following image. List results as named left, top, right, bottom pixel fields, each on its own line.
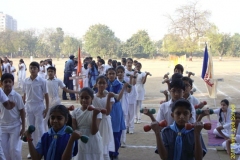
left=0, top=88, right=8, bottom=104
left=47, top=78, right=65, bottom=99
left=3, top=62, right=11, bottom=74
left=104, top=64, right=112, bottom=74
left=214, top=108, right=231, bottom=128
left=0, top=90, right=24, bottom=126
left=156, top=99, right=196, bottom=126
left=186, top=94, right=200, bottom=107
left=23, top=76, right=48, bottom=103
left=11, top=66, right=16, bottom=78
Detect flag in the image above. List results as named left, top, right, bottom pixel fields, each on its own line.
left=77, top=47, right=83, bottom=88
left=201, top=45, right=217, bottom=98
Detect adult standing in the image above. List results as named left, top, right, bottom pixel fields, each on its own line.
left=62, top=55, right=76, bottom=100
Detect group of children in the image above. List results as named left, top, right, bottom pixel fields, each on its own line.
left=0, top=57, right=238, bottom=160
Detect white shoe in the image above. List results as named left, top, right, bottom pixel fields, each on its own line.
left=134, top=119, right=137, bottom=124
left=137, top=120, right=141, bottom=124
left=27, top=153, right=31, bottom=159
left=129, top=131, right=134, bottom=134
left=121, top=142, right=126, bottom=148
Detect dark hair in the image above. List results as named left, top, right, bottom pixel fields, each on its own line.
left=99, top=59, right=105, bottom=64
left=121, top=58, right=126, bottom=63
left=74, top=60, right=78, bottom=65
left=89, top=57, right=93, bottom=60
left=182, top=76, right=193, bottom=87
left=170, top=79, right=185, bottom=91
left=29, top=61, right=40, bottom=69
left=174, top=64, right=184, bottom=73
left=1, top=73, right=14, bottom=82
left=106, top=67, right=116, bottom=75
left=172, top=73, right=183, bottom=81
left=136, top=62, right=142, bottom=67
left=79, top=87, right=94, bottom=99
left=108, top=59, right=112, bottom=63
left=48, top=60, right=52, bottom=66
left=96, top=75, right=108, bottom=84
left=84, top=62, right=88, bottom=70
left=219, top=99, right=230, bottom=123
left=171, top=99, right=192, bottom=113
left=116, top=65, right=125, bottom=72
left=49, top=105, right=72, bottom=127
left=116, top=62, right=121, bottom=66
left=20, top=59, right=24, bottom=63
left=133, top=60, right=138, bottom=63
left=97, top=56, right=101, bottom=59
left=40, top=60, right=43, bottom=63
left=47, top=66, right=56, bottom=72
left=127, top=58, right=133, bottom=62
left=112, top=60, right=117, bottom=69
left=90, top=61, right=98, bottom=72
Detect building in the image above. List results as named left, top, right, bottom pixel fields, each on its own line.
left=0, top=12, right=17, bottom=32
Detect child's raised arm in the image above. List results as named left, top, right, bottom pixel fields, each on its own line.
left=151, top=122, right=168, bottom=160
left=62, top=132, right=80, bottom=160
left=106, top=93, right=114, bottom=115
left=194, top=122, right=204, bottom=160
left=24, top=131, right=42, bottom=160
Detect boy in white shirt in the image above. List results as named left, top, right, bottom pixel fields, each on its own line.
left=0, top=73, right=25, bottom=160
left=44, top=66, right=78, bottom=131
left=22, top=61, right=49, bottom=159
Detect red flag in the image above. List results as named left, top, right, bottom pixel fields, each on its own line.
left=77, top=47, right=83, bottom=88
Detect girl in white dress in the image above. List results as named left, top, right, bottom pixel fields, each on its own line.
left=72, top=87, right=104, bottom=160
left=116, top=66, right=132, bottom=147
left=92, top=75, right=115, bottom=160
left=9, top=61, right=16, bottom=80
left=17, top=59, right=26, bottom=89
left=213, top=99, right=231, bottom=139
left=135, top=62, right=151, bottom=123
left=38, top=60, right=45, bottom=79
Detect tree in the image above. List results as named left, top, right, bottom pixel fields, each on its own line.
left=228, top=33, right=240, bottom=57
left=122, top=30, right=155, bottom=58
left=83, top=24, right=120, bottom=58
left=60, top=36, right=82, bottom=57
left=162, top=33, right=184, bottom=55
left=166, top=1, right=211, bottom=55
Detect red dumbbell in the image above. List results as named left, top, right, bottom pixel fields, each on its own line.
left=143, top=120, right=168, bottom=132
left=88, top=105, right=107, bottom=114
left=68, top=105, right=75, bottom=111
left=185, top=123, right=211, bottom=130
left=194, top=101, right=207, bottom=109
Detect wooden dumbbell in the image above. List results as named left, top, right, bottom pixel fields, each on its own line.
left=140, top=108, right=156, bottom=114
left=126, top=73, right=136, bottom=78
left=196, top=109, right=213, bottom=115
left=88, top=105, right=107, bottom=114
left=22, top=125, right=35, bottom=142
left=185, top=123, right=211, bottom=130
left=68, top=105, right=75, bottom=111
left=122, top=81, right=132, bottom=88
left=64, top=126, right=89, bottom=143
left=194, top=101, right=207, bottom=109
left=162, top=79, right=169, bottom=84
left=143, top=120, right=167, bottom=132
left=103, top=90, right=119, bottom=99
left=186, top=71, right=195, bottom=76
left=163, top=72, right=169, bottom=79
left=191, top=88, right=196, bottom=92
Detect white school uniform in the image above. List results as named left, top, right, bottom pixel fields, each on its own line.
left=118, top=78, right=129, bottom=144
left=222, top=123, right=240, bottom=153
left=18, top=63, right=26, bottom=89
left=44, top=64, right=51, bottom=79
left=124, top=69, right=137, bottom=132
left=92, top=94, right=115, bottom=159
left=2, top=62, right=11, bottom=74
left=38, top=66, right=45, bottom=79
left=135, top=72, right=146, bottom=121
left=98, top=64, right=105, bottom=76
left=81, top=66, right=89, bottom=88
left=0, top=90, right=24, bottom=160
left=11, top=66, right=16, bottom=79
left=23, top=76, right=48, bottom=147
left=186, top=94, right=200, bottom=107
left=156, top=99, right=196, bottom=125
left=0, top=88, right=9, bottom=160
left=104, top=64, right=112, bottom=74
left=43, top=78, right=65, bottom=132
left=213, top=108, right=231, bottom=138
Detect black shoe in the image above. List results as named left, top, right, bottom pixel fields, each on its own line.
left=62, top=98, right=69, bottom=100
left=71, top=98, right=76, bottom=100
left=113, top=155, right=118, bottom=160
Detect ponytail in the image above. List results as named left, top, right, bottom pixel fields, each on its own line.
left=219, top=109, right=223, bottom=123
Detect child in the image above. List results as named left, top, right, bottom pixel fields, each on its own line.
left=24, top=105, right=78, bottom=160
left=22, top=61, right=49, bottom=159
left=116, top=66, right=131, bottom=147
left=106, top=68, right=126, bottom=159
left=104, top=59, right=112, bottom=74
left=135, top=62, right=151, bottom=123
left=156, top=79, right=196, bottom=126
left=200, top=99, right=231, bottom=139
left=182, top=76, right=199, bottom=106
left=9, top=61, right=16, bottom=80
left=18, top=59, right=26, bottom=89
left=38, top=60, right=45, bottom=79
left=98, top=59, right=105, bottom=76
left=71, top=87, right=103, bottom=160
left=0, top=73, right=23, bottom=160
left=222, top=112, right=240, bottom=156
left=150, top=99, right=207, bottom=160
left=92, top=75, right=116, bottom=160
left=88, top=61, right=99, bottom=88
left=44, top=67, right=78, bottom=132
left=124, top=58, right=137, bottom=133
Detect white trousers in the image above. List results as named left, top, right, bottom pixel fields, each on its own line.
left=126, top=103, right=135, bottom=132
left=26, top=103, right=45, bottom=146
left=213, top=128, right=229, bottom=138
left=135, top=100, right=143, bottom=120
left=121, top=115, right=127, bottom=143
left=1, top=125, right=22, bottom=160
left=0, top=129, right=6, bottom=160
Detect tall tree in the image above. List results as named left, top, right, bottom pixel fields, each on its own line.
left=83, top=24, right=120, bottom=58
left=166, top=1, right=211, bottom=55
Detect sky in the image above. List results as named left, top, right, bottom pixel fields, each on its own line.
left=0, top=0, right=240, bottom=41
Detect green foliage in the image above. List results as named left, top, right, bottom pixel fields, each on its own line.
left=83, top=24, right=120, bottom=58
